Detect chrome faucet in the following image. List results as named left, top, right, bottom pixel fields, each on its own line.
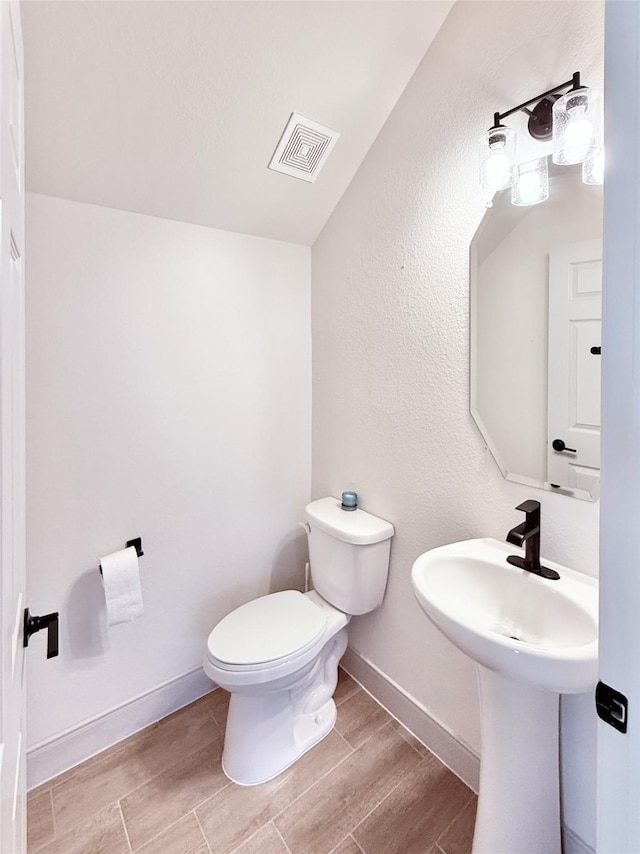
left=506, top=500, right=560, bottom=580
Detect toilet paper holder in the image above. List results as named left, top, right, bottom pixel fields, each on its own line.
left=99, top=537, right=144, bottom=576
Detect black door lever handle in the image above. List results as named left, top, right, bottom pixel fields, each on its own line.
left=552, top=438, right=577, bottom=454
left=24, top=609, right=59, bottom=658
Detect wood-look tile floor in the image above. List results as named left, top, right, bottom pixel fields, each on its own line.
left=27, top=670, right=476, bottom=854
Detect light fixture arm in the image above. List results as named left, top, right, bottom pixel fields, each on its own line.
left=491, top=72, right=582, bottom=128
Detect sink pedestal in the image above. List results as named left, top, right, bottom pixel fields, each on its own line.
left=473, top=666, right=561, bottom=854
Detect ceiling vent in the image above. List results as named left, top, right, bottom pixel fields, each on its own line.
left=268, top=113, right=339, bottom=183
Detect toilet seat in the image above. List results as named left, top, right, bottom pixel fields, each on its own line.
left=207, top=590, right=329, bottom=671
left=204, top=590, right=349, bottom=687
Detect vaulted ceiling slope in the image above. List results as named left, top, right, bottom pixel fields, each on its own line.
left=22, top=1, right=452, bottom=245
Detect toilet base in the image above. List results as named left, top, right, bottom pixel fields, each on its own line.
left=222, top=698, right=337, bottom=786
left=220, top=626, right=348, bottom=785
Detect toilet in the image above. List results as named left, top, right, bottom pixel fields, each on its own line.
left=203, top=496, right=394, bottom=786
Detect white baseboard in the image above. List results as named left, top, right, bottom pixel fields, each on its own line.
left=341, top=647, right=481, bottom=792
left=27, top=666, right=215, bottom=790
left=563, top=826, right=595, bottom=854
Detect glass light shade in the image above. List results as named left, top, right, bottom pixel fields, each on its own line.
left=479, top=125, right=517, bottom=191
left=553, top=87, right=600, bottom=165
left=511, top=157, right=549, bottom=206
left=583, top=146, right=604, bottom=185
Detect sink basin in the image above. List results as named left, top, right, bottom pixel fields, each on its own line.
left=411, top=537, right=598, bottom=694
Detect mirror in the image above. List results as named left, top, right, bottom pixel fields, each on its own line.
left=470, top=163, right=603, bottom=501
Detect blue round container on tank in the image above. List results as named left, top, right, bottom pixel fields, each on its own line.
left=341, top=491, right=358, bottom=511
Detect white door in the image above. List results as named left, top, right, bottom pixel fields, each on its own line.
left=546, top=240, right=602, bottom=494
left=0, top=4, right=26, bottom=852
left=598, top=1, right=640, bottom=851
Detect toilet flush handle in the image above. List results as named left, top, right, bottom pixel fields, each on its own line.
left=299, top=521, right=311, bottom=534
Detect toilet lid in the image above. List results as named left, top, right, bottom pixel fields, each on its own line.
left=207, top=591, right=328, bottom=667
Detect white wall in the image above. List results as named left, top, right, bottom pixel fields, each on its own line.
left=26, top=193, right=311, bottom=747
left=312, top=1, right=602, bottom=847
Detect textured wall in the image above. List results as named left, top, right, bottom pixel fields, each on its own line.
left=312, top=1, right=603, bottom=845
left=26, top=193, right=311, bottom=747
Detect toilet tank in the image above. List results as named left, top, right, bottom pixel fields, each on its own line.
left=303, top=497, right=394, bottom=615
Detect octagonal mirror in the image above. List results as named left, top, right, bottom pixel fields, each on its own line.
left=470, top=163, right=603, bottom=501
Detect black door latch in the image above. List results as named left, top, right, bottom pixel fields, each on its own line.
left=552, top=438, right=577, bottom=453
left=596, top=681, right=627, bottom=733
left=23, top=609, right=59, bottom=659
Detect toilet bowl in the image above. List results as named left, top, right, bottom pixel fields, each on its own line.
left=203, top=497, right=394, bottom=786
left=205, top=590, right=349, bottom=785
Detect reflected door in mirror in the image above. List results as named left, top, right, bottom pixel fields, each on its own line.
left=547, top=240, right=602, bottom=494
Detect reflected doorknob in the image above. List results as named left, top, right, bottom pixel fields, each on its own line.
left=552, top=438, right=577, bottom=453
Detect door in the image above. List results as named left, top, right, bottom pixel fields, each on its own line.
left=0, top=3, right=25, bottom=852
left=546, top=239, right=602, bottom=493
left=598, top=1, right=640, bottom=851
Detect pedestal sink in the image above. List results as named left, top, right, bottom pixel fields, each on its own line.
left=411, top=538, right=598, bottom=854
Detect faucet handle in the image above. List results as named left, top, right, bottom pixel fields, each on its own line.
left=514, top=500, right=541, bottom=531
left=515, top=499, right=540, bottom=515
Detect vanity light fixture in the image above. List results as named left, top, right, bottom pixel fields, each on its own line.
left=480, top=72, right=602, bottom=202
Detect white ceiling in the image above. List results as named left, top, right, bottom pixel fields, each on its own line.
left=22, top=1, right=452, bottom=245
